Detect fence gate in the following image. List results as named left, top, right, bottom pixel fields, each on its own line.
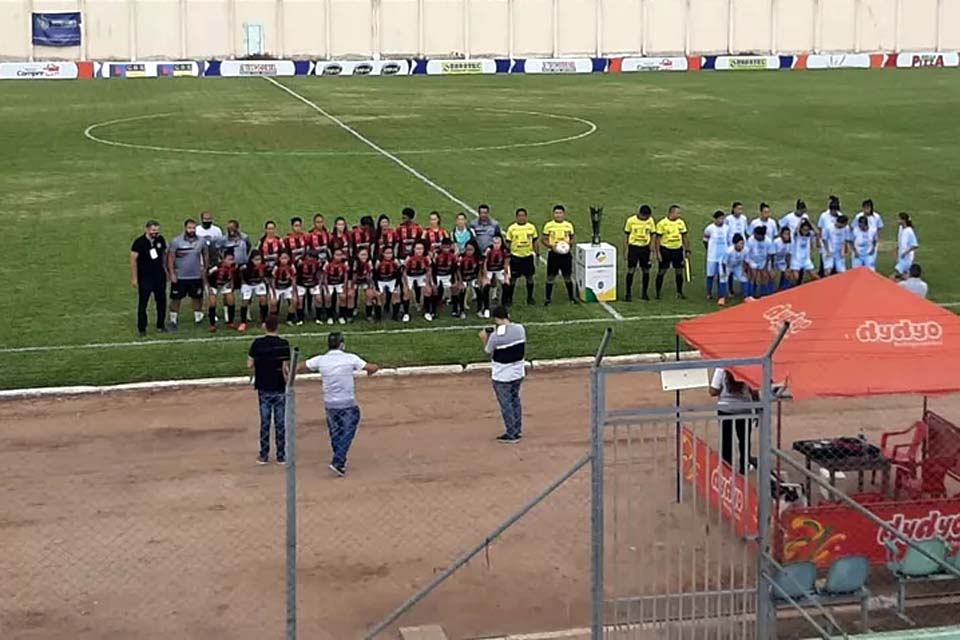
left=590, top=352, right=777, bottom=640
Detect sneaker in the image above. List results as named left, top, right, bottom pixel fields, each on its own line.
left=137, top=329, right=147, bottom=338
left=276, top=458, right=286, bottom=466
left=337, top=317, right=346, bottom=325
left=286, top=320, right=295, bottom=327
left=328, top=463, right=346, bottom=477
left=424, top=313, right=433, bottom=322
left=256, top=456, right=269, bottom=465
left=460, top=312, right=467, bottom=320
left=237, top=323, right=247, bottom=332
left=327, top=318, right=334, bottom=325
left=402, top=313, right=410, bottom=323
left=208, top=325, right=217, bottom=333
left=717, top=297, right=727, bottom=306
left=496, top=434, right=521, bottom=444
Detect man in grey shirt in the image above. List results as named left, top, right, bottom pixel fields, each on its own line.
left=165, top=218, right=207, bottom=329
left=899, top=263, right=928, bottom=299
left=470, top=203, right=502, bottom=253
left=480, top=306, right=527, bottom=443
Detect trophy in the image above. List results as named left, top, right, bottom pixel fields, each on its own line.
left=589, top=206, right=603, bottom=245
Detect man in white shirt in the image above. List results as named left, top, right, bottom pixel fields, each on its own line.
left=480, top=306, right=527, bottom=443
left=709, top=368, right=757, bottom=474
left=899, top=264, right=929, bottom=298
left=195, top=210, right=224, bottom=252
left=299, top=332, right=380, bottom=476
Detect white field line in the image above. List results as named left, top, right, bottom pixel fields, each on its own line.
left=263, top=77, right=621, bottom=322
left=0, top=314, right=696, bottom=355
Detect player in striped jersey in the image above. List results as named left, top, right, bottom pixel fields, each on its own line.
left=481, top=234, right=510, bottom=318
left=296, top=249, right=324, bottom=324
left=404, top=240, right=434, bottom=321
left=433, top=238, right=460, bottom=317
left=457, top=240, right=482, bottom=319
left=323, top=246, right=350, bottom=325
left=374, top=245, right=403, bottom=321
left=397, top=207, right=423, bottom=259
left=239, top=250, right=270, bottom=331
left=330, top=217, right=351, bottom=258
left=285, top=217, right=309, bottom=264
left=259, top=220, right=284, bottom=270
left=375, top=214, right=398, bottom=260
left=423, top=212, right=450, bottom=256
left=349, top=246, right=377, bottom=322
left=207, top=250, right=239, bottom=332
left=350, top=216, right=375, bottom=258
left=271, top=250, right=299, bottom=325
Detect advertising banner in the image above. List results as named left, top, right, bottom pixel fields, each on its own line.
left=574, top=243, right=617, bottom=302
left=681, top=427, right=759, bottom=538
left=781, top=498, right=960, bottom=567
left=32, top=12, right=81, bottom=47
left=216, top=60, right=296, bottom=77
left=797, top=53, right=872, bottom=70
left=100, top=61, right=202, bottom=78
left=315, top=60, right=410, bottom=77
left=705, top=55, right=790, bottom=71
left=523, top=58, right=594, bottom=74
left=419, top=59, right=498, bottom=75
left=609, top=56, right=689, bottom=73
left=0, top=61, right=80, bottom=80
left=886, top=52, right=960, bottom=69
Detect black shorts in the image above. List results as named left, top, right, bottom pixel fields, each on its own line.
left=627, top=245, right=652, bottom=270
left=547, top=252, right=573, bottom=278
left=658, top=247, right=685, bottom=270
left=511, top=255, right=536, bottom=279
left=170, top=278, right=204, bottom=300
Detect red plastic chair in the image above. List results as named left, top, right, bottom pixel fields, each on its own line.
left=881, top=421, right=929, bottom=478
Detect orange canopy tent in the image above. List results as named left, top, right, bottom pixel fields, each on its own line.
left=675, top=268, right=960, bottom=399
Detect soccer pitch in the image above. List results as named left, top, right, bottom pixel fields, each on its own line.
left=2, top=69, right=958, bottom=389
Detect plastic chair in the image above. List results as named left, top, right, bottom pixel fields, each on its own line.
left=895, top=456, right=952, bottom=499
left=885, top=538, right=949, bottom=623
left=818, top=555, right=871, bottom=628
left=880, top=421, right=928, bottom=479
left=771, top=561, right=817, bottom=601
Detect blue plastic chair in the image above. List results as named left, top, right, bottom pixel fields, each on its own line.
left=771, top=561, right=816, bottom=601
left=818, top=555, right=871, bottom=628
left=885, top=538, right=950, bottom=623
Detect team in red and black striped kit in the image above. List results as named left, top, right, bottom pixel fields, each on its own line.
left=207, top=250, right=239, bottom=332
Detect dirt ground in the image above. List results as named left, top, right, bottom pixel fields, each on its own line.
left=2, top=368, right=959, bottom=640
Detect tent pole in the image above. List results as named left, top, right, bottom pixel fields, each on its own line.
left=923, top=395, right=928, bottom=419
left=675, top=334, right=682, bottom=503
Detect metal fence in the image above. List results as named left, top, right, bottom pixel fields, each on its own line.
left=6, top=332, right=960, bottom=640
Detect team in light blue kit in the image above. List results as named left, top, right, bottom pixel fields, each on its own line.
left=700, top=196, right=918, bottom=305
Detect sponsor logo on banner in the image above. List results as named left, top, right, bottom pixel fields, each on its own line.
left=728, top=57, right=771, bottom=70
left=803, top=54, right=871, bottom=70
left=220, top=60, right=295, bottom=77
left=158, top=63, right=196, bottom=77
left=353, top=62, right=374, bottom=76
left=682, top=428, right=758, bottom=538
left=0, top=61, right=79, bottom=80
left=542, top=60, right=577, bottom=73
left=102, top=61, right=200, bottom=78
left=763, top=304, right=812, bottom=335
left=855, top=319, right=943, bottom=346
left=622, top=56, right=688, bottom=72
left=524, top=58, right=593, bottom=74
left=315, top=60, right=410, bottom=77
left=899, top=52, right=960, bottom=68
left=322, top=63, right=342, bottom=76
left=441, top=61, right=483, bottom=75
left=382, top=61, right=403, bottom=76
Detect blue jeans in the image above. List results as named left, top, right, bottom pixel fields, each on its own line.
left=326, top=406, right=361, bottom=468
left=492, top=379, right=523, bottom=438
left=258, top=391, right=286, bottom=460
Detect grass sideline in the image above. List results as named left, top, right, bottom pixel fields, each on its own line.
left=1, top=69, right=959, bottom=389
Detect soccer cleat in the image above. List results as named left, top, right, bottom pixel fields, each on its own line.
left=460, top=312, right=467, bottom=320
left=166, top=322, right=179, bottom=332
left=296, top=320, right=304, bottom=326
left=315, top=318, right=323, bottom=325
left=717, top=297, right=727, bottom=306
left=208, top=325, right=217, bottom=333
left=137, top=330, right=147, bottom=338
left=482, top=309, right=491, bottom=319
left=256, top=456, right=269, bottom=465
left=424, top=313, right=433, bottom=322
left=237, top=323, right=247, bottom=333
left=286, top=320, right=295, bottom=327
left=328, top=463, right=346, bottom=477
left=326, top=318, right=334, bottom=325
left=337, top=317, right=346, bottom=325
left=401, top=313, right=410, bottom=322
left=496, top=434, right=521, bottom=444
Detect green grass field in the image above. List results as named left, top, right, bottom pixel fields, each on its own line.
left=2, top=69, right=959, bottom=389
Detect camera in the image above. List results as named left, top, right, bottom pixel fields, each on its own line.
left=484, top=327, right=494, bottom=334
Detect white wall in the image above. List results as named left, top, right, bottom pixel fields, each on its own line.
left=1, top=0, right=956, bottom=61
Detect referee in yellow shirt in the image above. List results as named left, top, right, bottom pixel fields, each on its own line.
left=504, top=208, right=539, bottom=306
left=542, top=204, right=577, bottom=305
left=623, top=204, right=657, bottom=301
left=654, top=204, right=690, bottom=299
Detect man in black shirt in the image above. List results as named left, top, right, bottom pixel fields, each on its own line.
left=130, top=219, right=168, bottom=337
left=247, top=314, right=291, bottom=465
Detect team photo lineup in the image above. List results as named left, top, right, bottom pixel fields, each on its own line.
left=131, top=193, right=922, bottom=336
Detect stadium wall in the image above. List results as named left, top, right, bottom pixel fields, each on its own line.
left=1, top=0, right=958, bottom=62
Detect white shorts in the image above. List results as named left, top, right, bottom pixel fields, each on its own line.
left=706, top=261, right=722, bottom=277
left=488, top=270, right=505, bottom=284
left=791, top=258, right=815, bottom=272
left=326, top=284, right=345, bottom=296
left=436, top=275, right=453, bottom=288
left=464, top=278, right=479, bottom=289
left=273, top=286, right=295, bottom=302
left=746, top=259, right=768, bottom=271
left=405, top=274, right=427, bottom=289
left=216, top=284, right=234, bottom=296
left=827, top=254, right=847, bottom=273
left=773, top=260, right=788, bottom=272
left=241, top=282, right=267, bottom=301
left=377, top=280, right=397, bottom=295
left=852, top=254, right=876, bottom=270
left=726, top=265, right=748, bottom=283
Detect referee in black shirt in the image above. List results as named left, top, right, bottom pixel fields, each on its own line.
left=130, top=219, right=168, bottom=337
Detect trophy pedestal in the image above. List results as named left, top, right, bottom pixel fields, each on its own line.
left=574, top=242, right=617, bottom=302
